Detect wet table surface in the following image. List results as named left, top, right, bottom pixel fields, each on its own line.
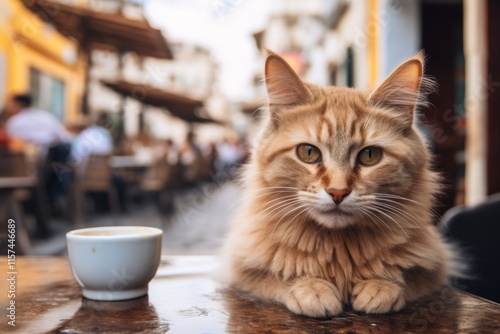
left=1, top=256, right=499, bottom=333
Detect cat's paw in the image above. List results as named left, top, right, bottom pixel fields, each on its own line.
left=283, top=277, right=343, bottom=318
left=351, top=279, right=405, bottom=314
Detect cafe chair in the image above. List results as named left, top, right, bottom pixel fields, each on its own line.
left=140, top=155, right=170, bottom=191
left=199, top=151, right=216, bottom=181
left=0, top=149, right=28, bottom=176
left=0, top=150, right=34, bottom=254
left=0, top=150, right=31, bottom=201
left=441, top=193, right=500, bottom=303
left=73, top=154, right=120, bottom=225
left=182, top=161, right=202, bottom=185
left=140, top=155, right=173, bottom=213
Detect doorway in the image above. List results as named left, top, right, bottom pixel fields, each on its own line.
left=421, top=0, right=465, bottom=215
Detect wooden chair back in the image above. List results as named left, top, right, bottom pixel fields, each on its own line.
left=0, top=149, right=28, bottom=177
left=80, top=154, right=112, bottom=191
left=73, top=154, right=120, bottom=223
left=141, top=156, right=170, bottom=192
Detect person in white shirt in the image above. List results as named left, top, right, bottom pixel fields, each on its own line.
left=70, top=117, right=114, bottom=173
left=69, top=115, right=124, bottom=212
left=5, top=94, right=72, bottom=147
left=4, top=94, right=72, bottom=237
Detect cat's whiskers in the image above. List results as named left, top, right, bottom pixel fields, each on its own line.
left=271, top=204, right=312, bottom=235
left=264, top=200, right=305, bottom=225
left=374, top=193, right=438, bottom=215
left=227, top=186, right=299, bottom=212
left=251, top=190, right=299, bottom=201
left=356, top=207, right=394, bottom=235
left=374, top=192, right=444, bottom=225
left=358, top=206, right=410, bottom=242
left=287, top=203, right=314, bottom=225
left=257, top=198, right=303, bottom=226
left=376, top=196, right=454, bottom=235
left=244, top=188, right=299, bottom=203
left=360, top=205, right=409, bottom=240
left=371, top=201, right=420, bottom=228
left=364, top=194, right=443, bottom=232
left=258, top=200, right=300, bottom=221
left=252, top=194, right=299, bottom=214
left=261, top=194, right=315, bottom=225
left=252, top=186, right=302, bottom=191
left=377, top=200, right=430, bottom=224
left=239, top=186, right=299, bottom=199
left=275, top=202, right=313, bottom=226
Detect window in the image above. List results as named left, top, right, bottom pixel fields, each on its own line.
left=336, top=47, right=355, bottom=88
left=345, top=47, right=355, bottom=88
left=29, top=68, right=65, bottom=120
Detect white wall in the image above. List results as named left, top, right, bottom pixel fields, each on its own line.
left=380, top=0, right=421, bottom=79
left=270, top=0, right=337, bottom=17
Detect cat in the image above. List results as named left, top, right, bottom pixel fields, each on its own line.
left=221, top=50, right=459, bottom=318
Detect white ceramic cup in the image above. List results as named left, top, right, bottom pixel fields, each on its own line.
left=66, top=226, right=163, bottom=301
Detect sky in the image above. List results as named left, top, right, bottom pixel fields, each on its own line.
left=144, top=0, right=272, bottom=101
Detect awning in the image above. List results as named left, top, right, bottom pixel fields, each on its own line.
left=21, top=0, right=173, bottom=59
left=101, top=80, right=220, bottom=124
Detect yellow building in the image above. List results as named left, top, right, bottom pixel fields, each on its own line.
left=0, top=0, right=86, bottom=123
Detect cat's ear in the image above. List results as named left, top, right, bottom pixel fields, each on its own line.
left=265, top=50, right=311, bottom=110
left=368, top=51, right=431, bottom=125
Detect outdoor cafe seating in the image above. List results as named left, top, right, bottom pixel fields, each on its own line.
left=0, top=149, right=39, bottom=254
left=73, top=154, right=121, bottom=226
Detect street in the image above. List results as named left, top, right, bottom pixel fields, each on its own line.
left=32, top=181, right=241, bottom=256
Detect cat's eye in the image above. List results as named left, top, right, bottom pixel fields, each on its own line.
left=296, top=144, right=322, bottom=163
left=357, top=147, right=383, bottom=166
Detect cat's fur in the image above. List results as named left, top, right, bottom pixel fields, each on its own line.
left=221, top=51, right=458, bottom=317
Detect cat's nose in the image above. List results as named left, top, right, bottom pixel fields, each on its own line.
left=326, top=188, right=351, bottom=205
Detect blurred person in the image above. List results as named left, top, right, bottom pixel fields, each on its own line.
left=158, top=138, right=178, bottom=165
left=5, top=94, right=70, bottom=211
left=206, top=142, right=218, bottom=175
left=3, top=96, right=82, bottom=235
left=217, top=138, right=244, bottom=173
left=5, top=94, right=72, bottom=149
left=179, top=131, right=202, bottom=184
left=70, top=115, right=127, bottom=213
left=1, top=101, right=58, bottom=237
left=70, top=115, right=113, bottom=173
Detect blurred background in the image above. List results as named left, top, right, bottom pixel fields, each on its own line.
left=0, top=0, right=498, bottom=257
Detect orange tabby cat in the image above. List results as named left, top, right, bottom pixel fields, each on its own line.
left=221, top=51, right=459, bottom=317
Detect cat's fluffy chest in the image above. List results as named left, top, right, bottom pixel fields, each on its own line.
left=231, top=209, right=446, bottom=301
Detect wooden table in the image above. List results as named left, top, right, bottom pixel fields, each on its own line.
left=109, top=155, right=152, bottom=188
left=1, top=256, right=499, bottom=333
left=0, top=176, right=37, bottom=255
left=110, top=155, right=153, bottom=169
left=0, top=176, right=37, bottom=189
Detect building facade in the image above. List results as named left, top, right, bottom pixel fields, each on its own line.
left=0, top=0, right=86, bottom=123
